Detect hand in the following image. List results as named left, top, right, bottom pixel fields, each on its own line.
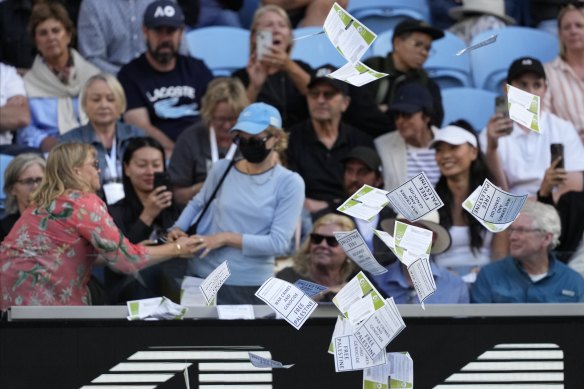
left=246, top=54, right=269, bottom=89
left=174, top=235, right=203, bottom=258
left=539, top=156, right=566, bottom=197
left=192, top=233, right=225, bottom=258
left=167, top=227, right=187, bottom=242
left=259, top=45, right=290, bottom=72
left=486, top=113, right=513, bottom=150
left=304, top=198, right=328, bottom=213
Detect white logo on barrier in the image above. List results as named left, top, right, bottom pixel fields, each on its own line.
left=154, top=5, right=175, bottom=18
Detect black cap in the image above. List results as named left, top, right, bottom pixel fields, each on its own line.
left=342, top=146, right=383, bottom=174
left=507, top=57, right=546, bottom=83
left=393, top=19, right=445, bottom=41
left=307, top=64, right=349, bottom=95
left=143, top=0, right=184, bottom=29
left=389, top=83, right=433, bottom=114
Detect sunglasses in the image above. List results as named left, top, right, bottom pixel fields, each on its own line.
left=307, top=89, right=340, bottom=100
left=309, top=233, right=339, bottom=247
left=234, top=134, right=272, bottom=147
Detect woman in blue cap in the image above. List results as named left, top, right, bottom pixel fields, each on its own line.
left=168, top=102, right=305, bottom=304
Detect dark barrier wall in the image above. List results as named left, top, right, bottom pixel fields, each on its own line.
left=1, top=304, right=583, bottom=388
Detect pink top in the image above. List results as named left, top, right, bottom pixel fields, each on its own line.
left=544, top=57, right=584, bottom=135
left=0, top=190, right=148, bottom=309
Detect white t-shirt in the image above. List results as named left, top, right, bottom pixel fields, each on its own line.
left=479, top=111, right=584, bottom=196
left=0, top=63, right=27, bottom=144
left=434, top=225, right=492, bottom=272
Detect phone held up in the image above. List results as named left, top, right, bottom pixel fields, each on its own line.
left=256, top=30, right=272, bottom=60
left=495, top=95, right=513, bottom=135
left=550, top=143, right=564, bottom=169
left=153, top=171, right=172, bottom=191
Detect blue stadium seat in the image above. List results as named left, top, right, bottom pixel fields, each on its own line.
left=441, top=87, right=498, bottom=131
left=292, top=27, right=346, bottom=68
left=370, top=29, right=393, bottom=57
left=424, top=31, right=471, bottom=89
left=347, top=0, right=431, bottom=35
left=239, top=0, right=260, bottom=29
left=186, top=27, right=250, bottom=77
left=469, top=26, right=560, bottom=92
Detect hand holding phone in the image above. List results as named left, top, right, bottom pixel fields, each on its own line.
left=494, top=95, right=512, bottom=134
left=153, top=172, right=172, bottom=191
left=550, top=143, right=564, bottom=169
left=256, top=30, right=272, bottom=60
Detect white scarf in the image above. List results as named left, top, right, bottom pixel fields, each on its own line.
left=24, top=49, right=100, bottom=134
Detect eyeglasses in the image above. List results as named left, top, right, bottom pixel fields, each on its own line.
left=307, top=89, right=340, bottom=100
left=403, top=38, right=435, bottom=56
left=507, top=227, right=544, bottom=235
left=16, top=177, right=43, bottom=187
left=310, top=233, right=339, bottom=247
left=234, top=134, right=272, bottom=147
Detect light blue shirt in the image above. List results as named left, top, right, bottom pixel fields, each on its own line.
left=174, top=159, right=305, bottom=285
left=372, top=260, right=470, bottom=304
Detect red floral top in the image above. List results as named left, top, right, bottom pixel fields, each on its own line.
left=0, top=191, right=148, bottom=309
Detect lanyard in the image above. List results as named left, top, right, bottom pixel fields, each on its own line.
left=103, top=137, right=119, bottom=180
left=209, top=126, right=237, bottom=163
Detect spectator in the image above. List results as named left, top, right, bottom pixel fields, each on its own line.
left=276, top=213, right=356, bottom=302
left=313, top=146, right=397, bottom=266
left=0, top=63, right=30, bottom=146
left=0, top=153, right=45, bottom=242
left=287, top=65, right=373, bottom=217
left=431, top=124, right=508, bottom=283
left=17, top=2, right=100, bottom=152
left=543, top=3, right=584, bottom=144
left=364, top=19, right=445, bottom=131
left=480, top=57, right=584, bottom=197
left=448, top=0, right=516, bottom=45
left=107, top=137, right=183, bottom=303
left=0, top=143, right=200, bottom=309
left=118, top=0, right=213, bottom=154
left=372, top=211, right=470, bottom=304
left=167, top=103, right=305, bottom=304
left=471, top=201, right=584, bottom=303
left=232, top=4, right=312, bottom=128
left=262, top=0, right=348, bottom=28
left=77, top=0, right=190, bottom=75
left=374, top=82, right=441, bottom=192
left=59, top=74, right=145, bottom=204
left=168, top=77, right=248, bottom=206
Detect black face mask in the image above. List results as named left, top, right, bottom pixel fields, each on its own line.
left=237, top=134, right=273, bottom=164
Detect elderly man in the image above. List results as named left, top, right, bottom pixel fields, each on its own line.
left=471, top=201, right=584, bottom=303
left=287, top=64, right=373, bottom=217
left=364, top=19, right=445, bottom=130
left=118, top=0, right=213, bottom=154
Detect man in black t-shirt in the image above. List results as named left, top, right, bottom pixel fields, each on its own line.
left=118, top=0, right=213, bottom=154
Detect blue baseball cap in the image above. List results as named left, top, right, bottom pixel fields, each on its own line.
left=230, top=103, right=282, bottom=135
left=143, top=0, right=184, bottom=29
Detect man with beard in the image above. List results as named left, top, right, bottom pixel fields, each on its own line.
left=118, top=0, right=213, bottom=155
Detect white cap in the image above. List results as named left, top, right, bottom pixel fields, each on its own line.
left=429, top=125, right=478, bottom=148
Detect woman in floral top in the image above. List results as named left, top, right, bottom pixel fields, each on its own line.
left=0, top=143, right=199, bottom=309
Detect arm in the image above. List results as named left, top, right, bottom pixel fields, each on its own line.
left=123, top=108, right=175, bottom=153
left=173, top=183, right=204, bottom=206
left=0, top=96, right=30, bottom=131
left=490, top=231, right=509, bottom=260
left=260, top=48, right=310, bottom=96
left=469, top=269, right=493, bottom=303
left=482, top=114, right=514, bottom=191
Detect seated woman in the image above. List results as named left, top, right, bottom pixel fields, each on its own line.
left=168, top=102, right=305, bottom=305
left=431, top=123, right=508, bottom=283
left=60, top=73, right=145, bottom=204
left=0, top=153, right=46, bottom=242
left=107, top=137, right=183, bottom=303
left=18, top=2, right=100, bottom=152
left=0, top=143, right=199, bottom=309
left=168, top=77, right=248, bottom=206
left=276, top=213, right=356, bottom=302
left=232, top=4, right=312, bottom=128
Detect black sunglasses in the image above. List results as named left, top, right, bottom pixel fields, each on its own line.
left=234, top=134, right=272, bottom=147
left=310, top=233, right=339, bottom=247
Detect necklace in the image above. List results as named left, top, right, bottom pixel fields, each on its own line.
left=244, top=161, right=276, bottom=186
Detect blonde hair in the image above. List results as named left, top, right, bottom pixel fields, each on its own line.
left=293, top=213, right=356, bottom=280
left=200, top=77, right=249, bottom=127
left=557, top=4, right=584, bottom=59
left=81, top=73, right=127, bottom=114
left=3, top=153, right=46, bottom=214
left=249, top=4, right=293, bottom=55
left=31, top=143, right=97, bottom=209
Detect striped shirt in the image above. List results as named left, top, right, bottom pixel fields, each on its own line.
left=406, top=145, right=440, bottom=186
left=544, top=57, right=584, bottom=136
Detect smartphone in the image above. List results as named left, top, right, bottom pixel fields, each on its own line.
left=256, top=30, right=272, bottom=60
left=153, top=172, right=172, bottom=190
left=550, top=143, right=564, bottom=169
left=495, top=95, right=513, bottom=134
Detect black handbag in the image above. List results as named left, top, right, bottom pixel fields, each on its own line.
left=185, top=159, right=235, bottom=235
